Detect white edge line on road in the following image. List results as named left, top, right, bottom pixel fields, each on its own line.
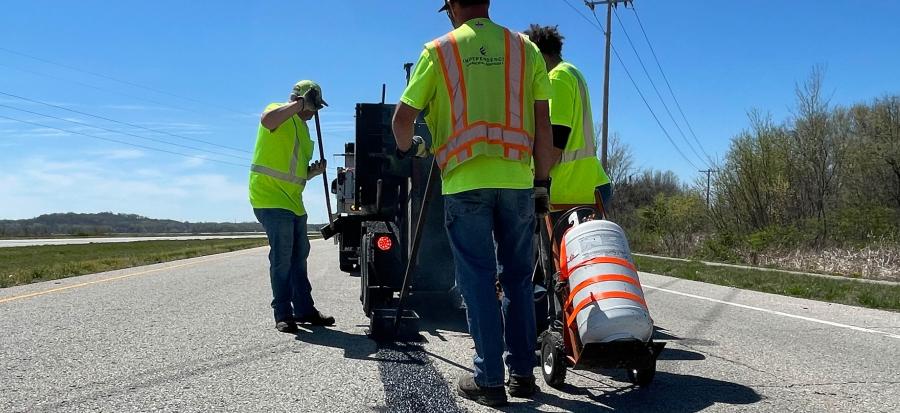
left=643, top=284, right=900, bottom=340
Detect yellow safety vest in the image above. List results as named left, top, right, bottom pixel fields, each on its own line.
left=549, top=62, right=610, bottom=207
left=428, top=23, right=533, bottom=175
left=248, top=103, right=314, bottom=216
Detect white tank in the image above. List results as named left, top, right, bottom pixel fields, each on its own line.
left=561, top=219, right=653, bottom=344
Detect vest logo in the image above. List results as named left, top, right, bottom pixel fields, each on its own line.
left=479, top=46, right=487, bottom=56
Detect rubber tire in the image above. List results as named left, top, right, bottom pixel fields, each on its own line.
left=540, top=331, right=567, bottom=389
left=626, top=362, right=656, bottom=387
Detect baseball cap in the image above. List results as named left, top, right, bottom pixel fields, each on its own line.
left=292, top=80, right=328, bottom=107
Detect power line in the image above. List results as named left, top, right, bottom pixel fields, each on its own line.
left=0, top=61, right=241, bottom=123
left=612, top=7, right=710, bottom=168
left=0, top=114, right=249, bottom=168
left=0, top=90, right=251, bottom=154
left=0, top=103, right=248, bottom=161
left=0, top=46, right=251, bottom=117
left=568, top=1, right=701, bottom=170
left=630, top=6, right=716, bottom=165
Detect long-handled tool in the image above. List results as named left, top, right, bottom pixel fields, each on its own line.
left=313, top=111, right=334, bottom=225
left=391, top=159, right=439, bottom=335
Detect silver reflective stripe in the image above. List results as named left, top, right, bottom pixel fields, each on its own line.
left=289, top=117, right=301, bottom=176
left=251, top=164, right=307, bottom=186
left=559, top=65, right=597, bottom=164
left=506, top=30, right=525, bottom=130
left=435, top=35, right=467, bottom=132
left=435, top=123, right=533, bottom=167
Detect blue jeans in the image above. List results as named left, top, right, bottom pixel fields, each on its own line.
left=254, top=208, right=314, bottom=322
left=445, top=188, right=536, bottom=387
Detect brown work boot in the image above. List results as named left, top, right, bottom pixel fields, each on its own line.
left=296, top=310, right=335, bottom=326
left=275, top=320, right=298, bottom=333
left=456, top=374, right=507, bottom=407
left=506, top=375, right=538, bottom=398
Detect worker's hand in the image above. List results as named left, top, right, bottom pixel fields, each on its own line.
left=410, top=135, right=429, bottom=158
left=396, top=136, right=429, bottom=159
left=533, top=179, right=551, bottom=216
left=299, top=88, right=327, bottom=112
left=307, top=159, right=326, bottom=179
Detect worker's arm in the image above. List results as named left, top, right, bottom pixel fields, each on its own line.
left=392, top=102, right=421, bottom=152
left=533, top=100, right=560, bottom=180
left=552, top=125, right=572, bottom=150
left=260, top=100, right=303, bottom=131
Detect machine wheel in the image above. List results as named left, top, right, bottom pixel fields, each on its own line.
left=626, top=362, right=656, bottom=387
left=540, top=331, right=567, bottom=389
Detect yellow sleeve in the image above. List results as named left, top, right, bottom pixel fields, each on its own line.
left=549, top=70, right=577, bottom=128
left=528, top=41, right=552, bottom=101
left=400, top=49, right=437, bottom=111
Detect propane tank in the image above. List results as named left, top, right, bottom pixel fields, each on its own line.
left=561, top=219, right=653, bottom=344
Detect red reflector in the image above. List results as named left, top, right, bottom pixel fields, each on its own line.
left=376, top=236, right=393, bottom=251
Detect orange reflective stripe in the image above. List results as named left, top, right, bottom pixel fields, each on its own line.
left=432, top=29, right=530, bottom=171
left=566, top=291, right=648, bottom=328
left=516, top=32, right=526, bottom=130
left=504, top=31, right=512, bottom=128
left=564, top=274, right=643, bottom=310
left=505, top=30, right=525, bottom=130
left=434, top=35, right=467, bottom=132
left=448, top=33, right=468, bottom=129
left=566, top=256, right=637, bottom=277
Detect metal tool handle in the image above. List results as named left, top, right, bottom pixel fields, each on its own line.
left=313, top=112, right=334, bottom=224
left=392, top=159, right=438, bottom=334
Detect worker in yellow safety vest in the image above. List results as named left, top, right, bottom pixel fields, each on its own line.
left=250, top=80, right=335, bottom=333
left=392, top=0, right=559, bottom=406
left=523, top=25, right=613, bottom=212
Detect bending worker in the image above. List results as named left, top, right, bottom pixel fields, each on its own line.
left=524, top=25, right=612, bottom=211
left=392, top=0, right=557, bottom=406
left=250, top=81, right=335, bottom=333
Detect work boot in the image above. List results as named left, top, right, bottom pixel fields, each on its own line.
left=456, top=374, right=507, bottom=407
left=275, top=320, right=298, bottom=334
left=506, top=375, right=538, bottom=398
left=296, top=310, right=335, bottom=326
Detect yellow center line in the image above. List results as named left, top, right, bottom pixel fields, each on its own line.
left=0, top=248, right=266, bottom=305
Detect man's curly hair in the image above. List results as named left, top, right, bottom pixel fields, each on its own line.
left=524, top=24, right=565, bottom=58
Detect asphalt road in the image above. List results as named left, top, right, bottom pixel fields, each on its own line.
left=1, top=240, right=898, bottom=412
left=0, top=234, right=267, bottom=248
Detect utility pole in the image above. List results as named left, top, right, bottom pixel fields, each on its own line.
left=586, top=0, right=631, bottom=170
left=699, top=169, right=717, bottom=207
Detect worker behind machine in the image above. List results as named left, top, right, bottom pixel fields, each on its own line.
left=392, top=0, right=558, bottom=406
left=249, top=80, right=334, bottom=334
left=524, top=25, right=612, bottom=212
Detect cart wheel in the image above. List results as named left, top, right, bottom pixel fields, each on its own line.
left=540, top=331, right=567, bottom=389
left=626, top=362, right=656, bottom=387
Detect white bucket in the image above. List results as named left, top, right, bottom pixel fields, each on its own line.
left=561, top=220, right=653, bottom=344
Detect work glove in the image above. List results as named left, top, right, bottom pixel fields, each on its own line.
left=298, top=88, right=327, bottom=112
left=395, top=135, right=429, bottom=159
left=307, top=159, right=326, bottom=179
left=533, top=179, right=551, bottom=216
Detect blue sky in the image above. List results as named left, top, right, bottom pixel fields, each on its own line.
left=1, top=0, right=898, bottom=223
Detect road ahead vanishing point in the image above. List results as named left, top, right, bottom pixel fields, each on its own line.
left=1, top=240, right=898, bottom=412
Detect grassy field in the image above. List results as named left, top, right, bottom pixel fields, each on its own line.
left=635, top=255, right=900, bottom=312
left=0, top=238, right=269, bottom=288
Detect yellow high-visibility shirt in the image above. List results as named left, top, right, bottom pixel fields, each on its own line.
left=401, top=18, right=551, bottom=195
left=548, top=62, right=610, bottom=206
left=248, top=103, right=314, bottom=216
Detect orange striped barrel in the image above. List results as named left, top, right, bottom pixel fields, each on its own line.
left=560, top=220, right=653, bottom=344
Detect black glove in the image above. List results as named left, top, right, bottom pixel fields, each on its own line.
left=300, top=88, right=327, bottom=112
left=533, top=179, right=551, bottom=216
left=395, top=136, right=428, bottom=159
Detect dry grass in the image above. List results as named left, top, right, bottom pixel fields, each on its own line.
left=757, top=244, right=900, bottom=282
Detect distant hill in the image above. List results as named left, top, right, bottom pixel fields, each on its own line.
left=0, top=213, right=269, bottom=237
